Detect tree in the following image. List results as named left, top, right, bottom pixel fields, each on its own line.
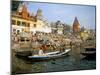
left=12, top=1, right=23, bottom=11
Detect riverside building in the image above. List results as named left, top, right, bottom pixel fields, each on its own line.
left=11, top=3, right=51, bottom=34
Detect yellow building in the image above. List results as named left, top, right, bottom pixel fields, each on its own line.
left=11, top=3, right=45, bottom=34
left=80, top=30, right=89, bottom=41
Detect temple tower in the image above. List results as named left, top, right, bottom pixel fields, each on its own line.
left=36, top=8, right=43, bottom=20
left=73, top=17, right=80, bottom=33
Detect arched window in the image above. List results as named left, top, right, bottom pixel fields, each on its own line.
left=34, top=24, right=36, bottom=27
left=17, top=21, right=21, bottom=26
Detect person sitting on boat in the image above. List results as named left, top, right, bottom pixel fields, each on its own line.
left=60, top=44, right=65, bottom=53
left=38, top=47, right=47, bottom=56
left=38, top=48, right=44, bottom=56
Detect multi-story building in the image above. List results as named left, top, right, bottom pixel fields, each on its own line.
left=51, top=21, right=64, bottom=34
left=51, top=21, right=72, bottom=35
left=11, top=3, right=49, bottom=34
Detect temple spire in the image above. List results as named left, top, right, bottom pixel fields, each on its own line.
left=73, top=17, right=80, bottom=32
left=36, top=8, right=43, bottom=20
left=17, top=3, right=23, bottom=13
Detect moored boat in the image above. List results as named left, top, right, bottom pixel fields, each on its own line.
left=81, top=48, right=96, bottom=58
left=28, top=49, right=71, bottom=61
left=15, top=50, right=32, bottom=57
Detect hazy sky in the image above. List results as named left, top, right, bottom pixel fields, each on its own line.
left=25, top=2, right=96, bottom=29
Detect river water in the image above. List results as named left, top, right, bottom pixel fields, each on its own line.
left=12, top=46, right=96, bottom=74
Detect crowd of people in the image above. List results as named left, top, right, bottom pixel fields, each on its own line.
left=11, top=31, right=83, bottom=51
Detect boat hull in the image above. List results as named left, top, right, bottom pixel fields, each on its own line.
left=28, top=49, right=71, bottom=61
left=81, top=52, right=96, bottom=58
left=81, top=48, right=96, bottom=59
left=28, top=53, right=69, bottom=62
left=15, top=49, right=71, bottom=62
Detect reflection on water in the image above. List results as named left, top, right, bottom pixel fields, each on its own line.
left=12, top=47, right=96, bottom=74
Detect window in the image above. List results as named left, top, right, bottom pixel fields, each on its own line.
left=17, top=30, right=20, bottom=34
left=22, top=22, right=26, bottom=27
left=12, top=20, right=16, bottom=25
left=34, top=24, right=36, bottom=27
left=27, top=23, right=30, bottom=27
left=17, top=21, right=21, bottom=26
left=13, top=29, right=16, bottom=32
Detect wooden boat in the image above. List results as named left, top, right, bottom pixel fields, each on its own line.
left=28, top=49, right=71, bottom=61
left=85, top=48, right=96, bottom=51
left=81, top=48, right=96, bottom=58
left=81, top=51, right=96, bottom=56
left=15, top=51, right=32, bottom=57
